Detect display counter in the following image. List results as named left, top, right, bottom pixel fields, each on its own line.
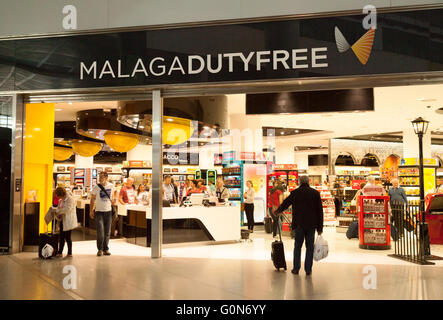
left=117, top=204, right=241, bottom=246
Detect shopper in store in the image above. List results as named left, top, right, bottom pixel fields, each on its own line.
left=163, top=175, right=177, bottom=204
left=269, top=180, right=283, bottom=238
left=136, top=184, right=150, bottom=205
left=277, top=175, right=287, bottom=192
left=215, top=177, right=230, bottom=203
left=171, top=177, right=179, bottom=201
left=186, top=180, right=202, bottom=197
left=388, top=178, right=407, bottom=205
left=197, top=180, right=207, bottom=193
left=243, top=180, right=255, bottom=232
left=119, top=177, right=137, bottom=205
left=111, top=181, right=122, bottom=238
left=179, top=179, right=191, bottom=202
left=90, top=172, right=116, bottom=257
left=142, top=179, right=150, bottom=192
left=53, top=186, right=77, bottom=258
left=274, top=175, right=324, bottom=276
left=207, top=180, right=216, bottom=196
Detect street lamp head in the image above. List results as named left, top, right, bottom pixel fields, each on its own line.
left=411, top=117, right=429, bottom=135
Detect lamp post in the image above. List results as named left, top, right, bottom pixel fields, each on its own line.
left=411, top=117, right=429, bottom=219
left=411, top=117, right=431, bottom=259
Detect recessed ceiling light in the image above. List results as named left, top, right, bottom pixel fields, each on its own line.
left=417, top=98, right=436, bottom=102
left=55, top=108, right=62, bottom=111
left=295, top=130, right=299, bottom=133
left=68, top=102, right=73, bottom=105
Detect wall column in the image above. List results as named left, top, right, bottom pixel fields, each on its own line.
left=151, top=90, right=163, bottom=259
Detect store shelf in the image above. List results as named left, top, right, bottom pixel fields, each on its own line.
left=399, top=175, right=419, bottom=178
left=229, top=197, right=241, bottom=200
left=406, top=195, right=420, bottom=197
left=225, top=185, right=241, bottom=188
left=400, top=185, right=419, bottom=187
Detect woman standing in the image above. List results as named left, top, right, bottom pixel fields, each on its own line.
left=136, top=184, right=150, bottom=205
left=53, top=187, right=78, bottom=257
left=243, top=180, right=255, bottom=232
left=186, top=180, right=201, bottom=197
left=269, top=180, right=283, bottom=239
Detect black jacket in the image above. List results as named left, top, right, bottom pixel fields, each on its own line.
left=275, top=183, right=324, bottom=233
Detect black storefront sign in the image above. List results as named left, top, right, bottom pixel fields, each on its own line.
left=163, top=152, right=199, bottom=165
left=0, top=8, right=442, bottom=92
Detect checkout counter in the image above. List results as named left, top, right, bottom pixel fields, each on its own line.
left=117, top=199, right=241, bottom=247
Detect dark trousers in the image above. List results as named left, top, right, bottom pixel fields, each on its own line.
left=293, top=227, right=316, bottom=273
left=244, top=203, right=254, bottom=230
left=95, top=211, right=112, bottom=251
left=58, top=221, right=72, bottom=255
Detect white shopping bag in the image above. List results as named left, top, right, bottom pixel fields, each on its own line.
left=313, top=235, right=329, bottom=261
left=41, top=244, right=55, bottom=259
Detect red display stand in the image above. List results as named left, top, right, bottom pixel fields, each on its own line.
left=359, top=196, right=391, bottom=250
left=425, top=193, right=443, bottom=244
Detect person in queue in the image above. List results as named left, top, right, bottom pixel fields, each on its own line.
left=90, top=172, right=115, bottom=256
left=207, top=180, right=216, bottom=196
left=215, top=177, right=230, bottom=203
left=54, top=186, right=77, bottom=257
left=136, top=184, right=150, bottom=205
left=170, top=177, right=179, bottom=202
left=186, top=180, right=202, bottom=197
left=274, top=175, right=323, bottom=276
left=163, top=175, right=177, bottom=204
left=197, top=180, right=207, bottom=193
left=142, top=179, right=150, bottom=192
left=243, top=180, right=255, bottom=232
left=180, top=179, right=192, bottom=201
left=269, top=180, right=283, bottom=239
left=119, top=177, right=136, bottom=205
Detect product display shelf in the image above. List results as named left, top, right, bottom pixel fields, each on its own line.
left=358, top=196, right=391, bottom=250
left=313, top=186, right=336, bottom=226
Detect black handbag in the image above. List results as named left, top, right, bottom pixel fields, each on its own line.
left=97, top=184, right=117, bottom=219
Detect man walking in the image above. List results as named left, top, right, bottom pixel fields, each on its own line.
left=90, top=172, right=115, bottom=256
left=274, top=175, right=323, bottom=276
left=388, top=178, right=408, bottom=237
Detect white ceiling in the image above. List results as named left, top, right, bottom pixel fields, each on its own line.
left=54, top=101, right=118, bottom=122
left=53, top=84, right=443, bottom=149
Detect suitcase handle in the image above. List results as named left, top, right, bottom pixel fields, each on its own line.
left=277, top=215, right=283, bottom=242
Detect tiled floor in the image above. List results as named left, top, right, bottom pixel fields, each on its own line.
left=1, top=227, right=443, bottom=300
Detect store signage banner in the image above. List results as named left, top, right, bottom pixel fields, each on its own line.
left=1, top=9, right=443, bottom=92
left=163, top=152, right=199, bottom=165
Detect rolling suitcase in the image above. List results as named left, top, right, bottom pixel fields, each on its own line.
left=39, top=217, right=58, bottom=259
left=271, top=217, right=287, bottom=271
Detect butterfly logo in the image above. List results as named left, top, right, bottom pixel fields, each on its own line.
left=334, top=27, right=375, bottom=65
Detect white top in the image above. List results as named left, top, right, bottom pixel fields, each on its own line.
left=244, top=187, right=255, bottom=204
left=163, top=183, right=175, bottom=201
left=91, top=182, right=114, bottom=212
left=56, top=193, right=78, bottom=231
left=137, top=191, right=150, bottom=205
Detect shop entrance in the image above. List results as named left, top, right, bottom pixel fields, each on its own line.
left=19, top=81, right=443, bottom=259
